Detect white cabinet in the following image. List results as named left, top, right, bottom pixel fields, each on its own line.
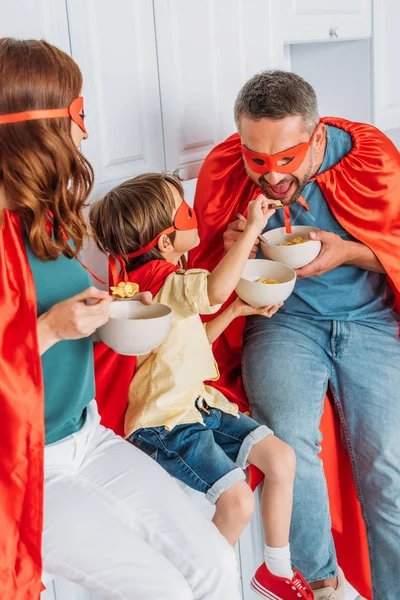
left=154, top=0, right=280, bottom=180
left=372, top=0, right=400, bottom=131
left=277, top=0, right=372, bottom=44
left=66, top=0, right=165, bottom=201
left=0, top=0, right=70, bottom=53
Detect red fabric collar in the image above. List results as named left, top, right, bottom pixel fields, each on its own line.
left=126, top=260, right=179, bottom=295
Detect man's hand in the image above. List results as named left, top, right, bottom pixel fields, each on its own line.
left=295, top=230, right=349, bottom=278
left=295, top=230, right=385, bottom=278
left=223, top=219, right=259, bottom=258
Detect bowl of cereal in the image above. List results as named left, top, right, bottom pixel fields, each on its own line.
left=236, top=259, right=296, bottom=308
left=97, top=300, right=172, bottom=356
left=260, top=226, right=321, bottom=269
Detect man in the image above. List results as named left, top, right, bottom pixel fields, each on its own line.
left=189, top=70, right=400, bottom=600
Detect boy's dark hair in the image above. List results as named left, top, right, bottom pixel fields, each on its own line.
left=234, top=70, right=319, bottom=133
left=89, top=172, right=184, bottom=271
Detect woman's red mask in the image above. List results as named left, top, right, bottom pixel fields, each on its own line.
left=0, top=96, right=87, bottom=133
left=125, top=200, right=198, bottom=260
left=241, top=130, right=316, bottom=175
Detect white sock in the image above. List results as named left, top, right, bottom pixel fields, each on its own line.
left=264, top=544, right=294, bottom=579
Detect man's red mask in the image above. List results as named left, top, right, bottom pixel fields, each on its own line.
left=0, top=96, right=87, bottom=133
left=241, top=130, right=316, bottom=175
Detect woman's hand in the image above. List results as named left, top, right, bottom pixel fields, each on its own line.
left=232, top=297, right=283, bottom=318
left=38, top=287, right=112, bottom=354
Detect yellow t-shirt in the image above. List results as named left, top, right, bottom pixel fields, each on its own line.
left=124, top=268, right=239, bottom=437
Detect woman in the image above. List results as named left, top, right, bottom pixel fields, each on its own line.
left=0, top=38, right=240, bottom=600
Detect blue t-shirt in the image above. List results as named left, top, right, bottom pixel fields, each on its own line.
left=257, top=125, right=397, bottom=326
left=25, top=242, right=95, bottom=444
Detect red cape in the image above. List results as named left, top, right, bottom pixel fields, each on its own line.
left=0, top=210, right=44, bottom=599
left=188, top=118, right=400, bottom=599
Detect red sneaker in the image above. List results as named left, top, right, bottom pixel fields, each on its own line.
left=250, top=563, right=314, bottom=600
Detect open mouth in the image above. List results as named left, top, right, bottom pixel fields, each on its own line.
left=263, top=180, right=296, bottom=200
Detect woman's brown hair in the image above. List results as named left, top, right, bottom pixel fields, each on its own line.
left=0, top=38, right=94, bottom=260
left=89, top=173, right=184, bottom=271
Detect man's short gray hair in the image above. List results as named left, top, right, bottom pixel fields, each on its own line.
left=234, top=70, right=319, bottom=133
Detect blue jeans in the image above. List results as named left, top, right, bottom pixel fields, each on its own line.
left=129, top=404, right=271, bottom=504
left=242, top=313, right=400, bottom=599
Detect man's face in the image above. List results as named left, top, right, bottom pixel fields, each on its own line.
left=239, top=115, right=323, bottom=205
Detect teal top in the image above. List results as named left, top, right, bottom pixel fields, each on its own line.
left=25, top=241, right=95, bottom=445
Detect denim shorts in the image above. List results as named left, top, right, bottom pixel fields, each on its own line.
left=128, top=402, right=272, bottom=503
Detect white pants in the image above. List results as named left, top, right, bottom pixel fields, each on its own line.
left=42, top=401, right=241, bottom=600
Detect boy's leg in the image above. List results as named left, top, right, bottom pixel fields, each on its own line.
left=130, top=420, right=254, bottom=545
left=247, top=435, right=296, bottom=549
left=211, top=409, right=295, bottom=548
left=210, top=406, right=314, bottom=599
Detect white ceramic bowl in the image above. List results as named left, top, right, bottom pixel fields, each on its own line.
left=97, top=301, right=172, bottom=356
left=236, top=259, right=296, bottom=308
left=260, top=226, right=321, bottom=269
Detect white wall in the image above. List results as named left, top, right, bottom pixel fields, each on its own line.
left=289, top=39, right=372, bottom=123
left=385, top=128, right=400, bottom=148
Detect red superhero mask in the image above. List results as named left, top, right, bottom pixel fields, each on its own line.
left=241, top=130, right=316, bottom=175
left=126, top=199, right=198, bottom=259
left=0, top=96, right=87, bottom=133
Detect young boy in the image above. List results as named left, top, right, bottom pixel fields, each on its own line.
left=90, top=173, right=313, bottom=600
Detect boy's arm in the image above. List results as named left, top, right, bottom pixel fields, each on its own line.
left=207, top=196, right=277, bottom=306
left=205, top=302, right=238, bottom=345
left=205, top=298, right=283, bottom=345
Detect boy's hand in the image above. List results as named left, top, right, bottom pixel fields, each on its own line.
left=133, top=291, right=153, bottom=305
left=246, top=194, right=278, bottom=232
left=232, top=297, right=283, bottom=318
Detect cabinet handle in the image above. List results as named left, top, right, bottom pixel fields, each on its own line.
left=329, top=27, right=339, bottom=38
left=173, top=168, right=185, bottom=181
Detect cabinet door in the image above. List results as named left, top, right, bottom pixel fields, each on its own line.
left=154, top=0, right=280, bottom=181
left=372, top=0, right=400, bottom=131
left=0, top=0, right=70, bottom=53
left=278, top=0, right=372, bottom=44
left=66, top=0, right=165, bottom=201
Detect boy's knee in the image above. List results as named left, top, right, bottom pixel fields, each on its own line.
left=218, top=480, right=255, bottom=522
left=265, top=440, right=296, bottom=484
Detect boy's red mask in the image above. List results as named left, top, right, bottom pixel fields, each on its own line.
left=241, top=130, right=315, bottom=175
left=108, top=199, right=198, bottom=286
left=125, top=200, right=198, bottom=260
left=0, top=96, right=87, bottom=133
